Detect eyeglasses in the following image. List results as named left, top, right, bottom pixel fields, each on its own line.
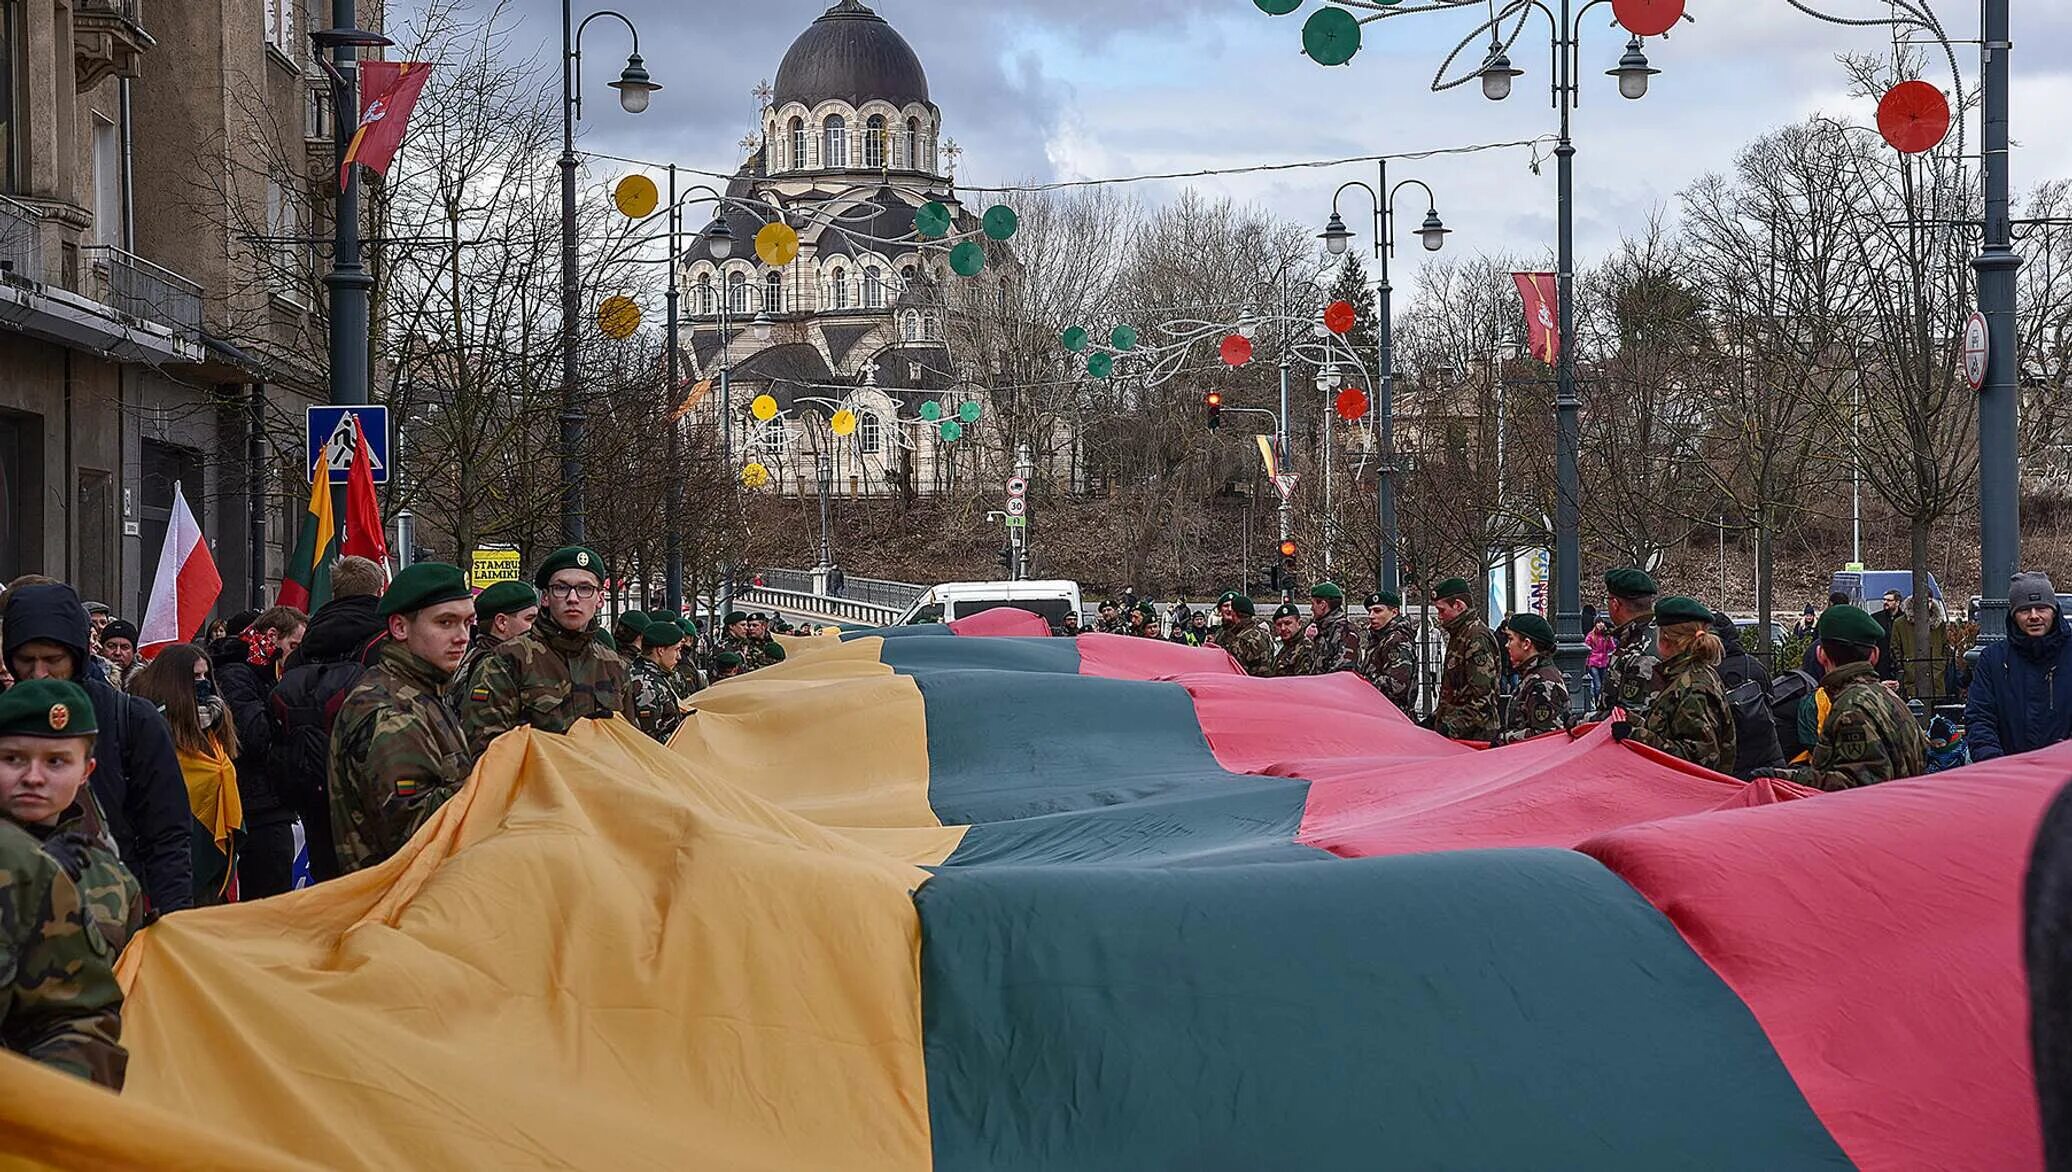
left=545, top=583, right=601, bottom=600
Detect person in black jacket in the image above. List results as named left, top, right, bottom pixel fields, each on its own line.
left=210, top=604, right=307, bottom=899
left=268, top=558, right=387, bottom=883
left=1711, top=611, right=1784, bottom=778
left=1, top=582, right=193, bottom=916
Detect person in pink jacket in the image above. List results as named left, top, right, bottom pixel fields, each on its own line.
left=1584, top=618, right=1615, bottom=709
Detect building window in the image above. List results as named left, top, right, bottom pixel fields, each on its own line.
left=694, top=273, right=713, bottom=315
left=923, top=312, right=939, bottom=339
left=788, top=117, right=805, bottom=169
left=765, top=270, right=783, bottom=313
left=900, top=263, right=917, bottom=290
left=906, top=118, right=922, bottom=171
left=830, top=266, right=848, bottom=310
left=265, top=173, right=305, bottom=301
left=901, top=311, right=919, bottom=342
left=727, top=270, right=748, bottom=314
left=263, top=0, right=297, bottom=57
left=91, top=115, right=121, bottom=247
left=864, top=266, right=883, bottom=309
left=859, top=412, right=881, bottom=454
left=823, top=115, right=847, bottom=169
left=864, top=115, right=887, bottom=168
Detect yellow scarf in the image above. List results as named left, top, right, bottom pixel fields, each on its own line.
left=178, top=736, right=244, bottom=860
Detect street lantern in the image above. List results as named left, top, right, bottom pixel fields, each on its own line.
left=753, top=310, right=773, bottom=342
left=1319, top=212, right=1353, bottom=257
left=609, top=52, right=660, bottom=113
left=1418, top=208, right=1450, bottom=252
left=1608, top=38, right=1659, bottom=100
left=1480, top=47, right=1523, bottom=101
left=704, top=217, right=734, bottom=261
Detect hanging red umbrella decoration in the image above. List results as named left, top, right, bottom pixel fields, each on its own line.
left=1611, top=0, right=1685, bottom=37
left=1876, top=80, right=1951, bottom=154
left=1323, top=300, right=1357, bottom=335
left=1335, top=387, right=1370, bottom=421
left=1220, top=334, right=1254, bottom=366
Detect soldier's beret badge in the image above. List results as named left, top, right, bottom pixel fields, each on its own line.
left=48, top=704, right=68, bottom=732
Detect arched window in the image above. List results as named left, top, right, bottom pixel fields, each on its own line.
left=923, top=312, right=939, bottom=339
left=900, top=263, right=917, bottom=290
left=901, top=311, right=919, bottom=342
left=823, top=115, right=847, bottom=169
left=907, top=118, right=922, bottom=170
left=859, top=412, right=882, bottom=454
left=765, top=270, right=783, bottom=313
left=864, top=266, right=884, bottom=309
left=864, top=115, right=887, bottom=169
left=831, top=266, right=848, bottom=310
left=788, top=117, right=805, bottom=169
left=694, top=273, right=713, bottom=315
left=727, top=271, right=747, bottom=314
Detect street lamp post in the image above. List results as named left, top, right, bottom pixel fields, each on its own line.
left=1320, top=159, right=1450, bottom=596
left=1476, top=5, right=1667, bottom=693
left=664, top=163, right=683, bottom=614
left=559, top=4, right=660, bottom=544
left=310, top=17, right=393, bottom=407
left=1973, top=0, right=2019, bottom=648
left=693, top=212, right=772, bottom=625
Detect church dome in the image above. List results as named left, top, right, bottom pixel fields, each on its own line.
left=772, top=1, right=931, bottom=110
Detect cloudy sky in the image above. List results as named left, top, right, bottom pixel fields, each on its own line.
left=402, top=0, right=2071, bottom=298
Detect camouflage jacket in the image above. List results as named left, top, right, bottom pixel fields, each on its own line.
left=1596, top=610, right=1662, bottom=720
left=462, top=616, right=632, bottom=757
left=1095, top=615, right=1130, bottom=635
left=1627, top=648, right=1736, bottom=775
left=1779, top=661, right=1926, bottom=791
left=1211, top=618, right=1276, bottom=678
left=1361, top=617, right=1417, bottom=712
left=331, top=641, right=474, bottom=874
left=1274, top=633, right=1313, bottom=678
left=0, top=794, right=141, bottom=1089
left=1308, top=607, right=1361, bottom=675
left=714, top=634, right=771, bottom=673
left=447, top=633, right=507, bottom=713
left=674, top=656, right=706, bottom=697
left=1434, top=611, right=1502, bottom=742
left=1496, top=659, right=1572, bottom=745
left=629, top=657, right=694, bottom=744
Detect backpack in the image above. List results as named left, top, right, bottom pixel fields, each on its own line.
left=266, top=634, right=382, bottom=813
left=1724, top=675, right=1783, bottom=776
left=1768, top=669, right=1818, bottom=761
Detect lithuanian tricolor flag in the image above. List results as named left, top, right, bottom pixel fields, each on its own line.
left=0, top=616, right=2053, bottom=1169
left=276, top=463, right=334, bottom=612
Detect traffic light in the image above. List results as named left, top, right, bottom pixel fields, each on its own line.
left=996, top=545, right=1013, bottom=571
left=1279, top=538, right=1298, bottom=591
left=1204, top=390, right=1223, bottom=430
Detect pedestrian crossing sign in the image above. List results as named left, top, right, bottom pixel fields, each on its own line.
left=306, top=405, right=390, bottom=484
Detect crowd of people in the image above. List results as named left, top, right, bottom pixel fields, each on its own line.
left=0, top=547, right=806, bottom=1088
left=2, top=548, right=2067, bottom=1094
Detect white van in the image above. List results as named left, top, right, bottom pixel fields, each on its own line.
left=896, top=580, right=1083, bottom=632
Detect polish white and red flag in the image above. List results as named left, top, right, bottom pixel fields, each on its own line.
left=139, top=482, right=222, bottom=656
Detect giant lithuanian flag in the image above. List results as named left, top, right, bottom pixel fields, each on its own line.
left=0, top=618, right=2052, bottom=1169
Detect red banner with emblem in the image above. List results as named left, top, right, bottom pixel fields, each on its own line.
left=340, top=61, right=432, bottom=190
left=1512, top=271, right=1560, bottom=365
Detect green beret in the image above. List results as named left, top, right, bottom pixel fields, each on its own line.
left=1654, top=595, right=1713, bottom=626
left=676, top=614, right=700, bottom=633
left=1217, top=591, right=1255, bottom=617
left=592, top=627, right=618, bottom=651
left=1366, top=590, right=1403, bottom=610
left=1273, top=602, right=1302, bottom=621
left=714, top=651, right=745, bottom=669
left=642, top=621, right=684, bottom=648
left=1311, top=582, right=1345, bottom=601
left=616, top=610, right=650, bottom=631
left=1815, top=603, right=1886, bottom=648
left=0, top=679, right=98, bottom=739
left=1433, top=577, right=1473, bottom=602
left=1133, top=600, right=1160, bottom=622
left=534, top=545, right=606, bottom=588
left=1605, top=567, right=1658, bottom=599
left=724, top=611, right=748, bottom=625
left=763, top=642, right=787, bottom=662
left=378, top=562, right=472, bottom=618
left=474, top=581, right=539, bottom=621
left=1509, top=613, right=1556, bottom=650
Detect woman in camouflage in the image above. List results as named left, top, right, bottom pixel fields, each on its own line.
left=1620, top=595, right=1736, bottom=775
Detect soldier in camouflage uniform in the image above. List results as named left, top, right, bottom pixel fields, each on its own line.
left=1095, top=600, right=1127, bottom=635
left=629, top=621, right=696, bottom=743
left=1618, top=594, right=1736, bottom=775
left=1209, top=592, right=1275, bottom=677
left=1360, top=591, right=1417, bottom=714
left=0, top=679, right=141, bottom=1088
left=670, top=615, right=707, bottom=696
left=1129, top=600, right=1162, bottom=639
left=1304, top=583, right=1361, bottom=675
left=1431, top=577, right=1501, bottom=742
left=1272, top=604, right=1312, bottom=677
left=1756, top=604, right=1925, bottom=790
left=1495, top=614, right=1572, bottom=745
left=462, top=546, right=632, bottom=758
left=1595, top=567, right=1663, bottom=720
left=331, top=564, right=478, bottom=874
left=611, top=610, right=650, bottom=658
left=450, top=581, right=539, bottom=711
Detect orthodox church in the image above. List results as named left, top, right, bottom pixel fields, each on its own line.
left=682, top=0, right=1008, bottom=498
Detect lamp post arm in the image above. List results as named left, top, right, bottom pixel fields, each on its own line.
left=570, top=9, right=641, bottom=123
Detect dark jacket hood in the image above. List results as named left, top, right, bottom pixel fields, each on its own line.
left=2, top=583, right=92, bottom=673
left=1710, top=612, right=1747, bottom=657
left=295, top=593, right=384, bottom=664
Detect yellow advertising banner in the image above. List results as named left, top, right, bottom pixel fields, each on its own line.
left=470, top=547, right=521, bottom=589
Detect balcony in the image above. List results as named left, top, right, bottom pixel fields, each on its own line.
left=0, top=196, right=42, bottom=284
left=81, top=245, right=203, bottom=337
left=74, top=0, right=155, bottom=90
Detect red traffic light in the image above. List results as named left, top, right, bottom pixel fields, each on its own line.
left=1205, top=391, right=1224, bottom=408
left=1279, top=539, right=1298, bottom=559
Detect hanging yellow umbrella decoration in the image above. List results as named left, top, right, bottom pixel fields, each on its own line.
left=741, top=461, right=771, bottom=489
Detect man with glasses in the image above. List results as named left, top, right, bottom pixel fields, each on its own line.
left=462, top=546, right=632, bottom=756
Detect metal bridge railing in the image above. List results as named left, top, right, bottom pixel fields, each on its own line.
left=739, top=585, right=905, bottom=628
left=751, top=568, right=925, bottom=613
